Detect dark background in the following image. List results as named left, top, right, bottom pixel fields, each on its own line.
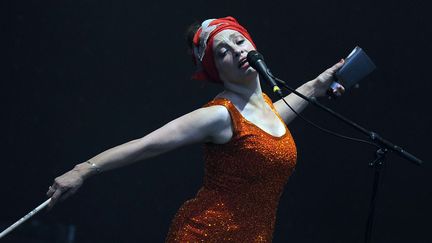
left=2, top=0, right=431, bottom=242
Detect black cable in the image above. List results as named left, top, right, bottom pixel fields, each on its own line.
left=272, top=77, right=380, bottom=149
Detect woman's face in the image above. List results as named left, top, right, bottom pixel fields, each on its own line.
left=212, top=29, right=257, bottom=84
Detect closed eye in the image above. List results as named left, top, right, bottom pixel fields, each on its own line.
left=217, top=49, right=228, bottom=58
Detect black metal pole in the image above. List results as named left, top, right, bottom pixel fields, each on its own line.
left=273, top=76, right=423, bottom=166
left=268, top=76, right=423, bottom=243
left=365, top=148, right=387, bottom=243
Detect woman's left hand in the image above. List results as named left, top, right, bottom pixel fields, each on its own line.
left=312, top=59, right=346, bottom=98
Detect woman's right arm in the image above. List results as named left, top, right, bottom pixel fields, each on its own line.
left=46, top=105, right=231, bottom=207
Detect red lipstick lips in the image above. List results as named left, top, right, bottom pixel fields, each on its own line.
left=238, top=57, right=248, bottom=68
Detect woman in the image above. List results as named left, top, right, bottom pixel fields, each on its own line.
left=47, top=16, right=344, bottom=242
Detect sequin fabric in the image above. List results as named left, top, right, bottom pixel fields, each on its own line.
left=165, top=93, right=297, bottom=242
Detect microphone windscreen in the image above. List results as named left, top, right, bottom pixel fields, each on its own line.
left=247, top=50, right=264, bottom=68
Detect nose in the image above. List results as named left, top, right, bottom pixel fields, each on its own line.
left=233, top=47, right=244, bottom=57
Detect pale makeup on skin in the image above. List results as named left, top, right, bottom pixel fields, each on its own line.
left=212, top=30, right=257, bottom=84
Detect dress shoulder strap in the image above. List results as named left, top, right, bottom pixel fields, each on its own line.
left=262, top=93, right=286, bottom=124
left=202, top=98, right=242, bottom=134
left=262, top=93, right=275, bottom=110
left=202, top=93, right=282, bottom=135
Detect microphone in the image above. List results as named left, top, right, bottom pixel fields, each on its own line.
left=247, top=50, right=283, bottom=96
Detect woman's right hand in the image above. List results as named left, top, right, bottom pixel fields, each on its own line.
left=46, top=167, right=86, bottom=209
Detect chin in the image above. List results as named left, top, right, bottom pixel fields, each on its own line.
left=245, top=66, right=257, bottom=75
left=221, top=68, right=258, bottom=84
left=243, top=69, right=258, bottom=80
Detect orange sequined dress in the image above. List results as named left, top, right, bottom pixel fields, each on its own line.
left=165, top=93, right=297, bottom=242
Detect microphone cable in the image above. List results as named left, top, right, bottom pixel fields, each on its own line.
left=270, top=75, right=380, bottom=149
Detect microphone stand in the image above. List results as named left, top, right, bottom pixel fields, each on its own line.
left=272, top=77, right=423, bottom=243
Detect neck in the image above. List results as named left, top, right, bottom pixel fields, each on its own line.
left=222, top=74, right=266, bottom=108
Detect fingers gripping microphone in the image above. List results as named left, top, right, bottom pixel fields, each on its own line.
left=247, top=50, right=283, bottom=96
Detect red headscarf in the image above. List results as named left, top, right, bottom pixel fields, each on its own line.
left=192, top=16, right=257, bottom=83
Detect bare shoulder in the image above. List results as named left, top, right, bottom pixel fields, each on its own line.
left=140, top=104, right=233, bottom=155
left=195, top=105, right=233, bottom=143
left=188, top=105, right=230, bottom=125
left=202, top=105, right=233, bottom=144
left=158, top=104, right=232, bottom=145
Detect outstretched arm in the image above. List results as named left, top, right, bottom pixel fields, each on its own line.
left=273, top=59, right=345, bottom=124
left=46, top=105, right=231, bottom=208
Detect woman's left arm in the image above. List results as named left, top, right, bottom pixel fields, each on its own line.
left=273, top=59, right=345, bottom=124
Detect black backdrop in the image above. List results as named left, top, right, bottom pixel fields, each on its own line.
left=3, top=0, right=431, bottom=242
